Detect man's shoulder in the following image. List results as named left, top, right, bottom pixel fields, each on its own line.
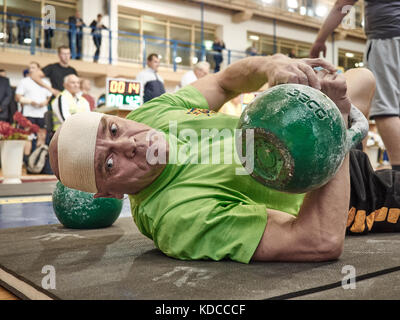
left=44, top=62, right=59, bottom=69
left=0, top=76, right=10, bottom=84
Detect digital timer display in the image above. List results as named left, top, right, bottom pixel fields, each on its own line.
left=106, top=78, right=143, bottom=110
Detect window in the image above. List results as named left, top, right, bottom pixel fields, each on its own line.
left=118, top=8, right=216, bottom=67
left=247, top=32, right=311, bottom=58
left=338, top=49, right=364, bottom=70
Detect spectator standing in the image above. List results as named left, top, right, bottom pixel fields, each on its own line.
left=15, top=62, right=52, bottom=161
left=51, top=74, right=90, bottom=131
left=212, top=38, right=225, bottom=72
left=6, top=17, right=14, bottom=44
left=44, top=27, right=54, bottom=49
left=31, top=46, right=78, bottom=97
left=90, top=14, right=107, bottom=63
left=0, top=69, right=7, bottom=78
left=80, top=79, right=96, bottom=111
left=68, top=11, right=85, bottom=59
left=16, top=14, right=30, bottom=45
left=310, top=0, right=400, bottom=172
left=136, top=53, right=166, bottom=103
left=0, top=72, right=12, bottom=123
left=245, top=44, right=258, bottom=56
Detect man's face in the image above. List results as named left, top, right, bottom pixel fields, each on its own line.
left=59, top=49, right=71, bottom=65
left=93, top=115, right=167, bottom=198
left=28, top=63, right=39, bottom=75
left=65, top=75, right=81, bottom=94
left=147, top=56, right=160, bottom=72
left=81, top=79, right=91, bottom=92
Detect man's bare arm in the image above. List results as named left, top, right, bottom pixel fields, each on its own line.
left=252, top=71, right=352, bottom=262
left=191, top=54, right=337, bottom=111
left=30, top=70, right=59, bottom=96
left=310, top=0, right=357, bottom=58
left=253, top=153, right=349, bottom=262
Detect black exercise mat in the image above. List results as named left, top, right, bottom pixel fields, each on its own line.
left=0, top=217, right=399, bottom=300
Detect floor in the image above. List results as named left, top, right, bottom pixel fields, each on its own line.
left=0, top=164, right=397, bottom=300
left=0, top=176, right=133, bottom=300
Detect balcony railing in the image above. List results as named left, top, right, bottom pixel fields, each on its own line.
left=0, top=12, right=254, bottom=72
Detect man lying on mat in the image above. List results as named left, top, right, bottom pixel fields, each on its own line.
left=49, top=54, right=400, bottom=264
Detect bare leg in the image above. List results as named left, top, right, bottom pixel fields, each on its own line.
left=375, top=116, right=400, bottom=166
left=343, top=68, right=376, bottom=149
left=37, top=128, right=46, bottom=147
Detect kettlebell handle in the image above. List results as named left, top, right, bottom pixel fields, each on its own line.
left=345, top=104, right=369, bottom=152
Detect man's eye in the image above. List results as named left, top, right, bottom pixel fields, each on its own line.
left=110, top=123, right=118, bottom=135
left=106, top=157, right=113, bottom=170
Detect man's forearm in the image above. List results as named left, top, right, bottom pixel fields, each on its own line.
left=290, top=115, right=350, bottom=261
left=315, top=1, right=355, bottom=43
left=192, top=54, right=336, bottom=112
left=31, top=71, right=52, bottom=92
left=217, top=56, right=273, bottom=97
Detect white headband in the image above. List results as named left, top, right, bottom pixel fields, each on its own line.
left=58, top=112, right=104, bottom=193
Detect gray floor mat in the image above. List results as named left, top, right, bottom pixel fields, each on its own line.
left=0, top=217, right=399, bottom=300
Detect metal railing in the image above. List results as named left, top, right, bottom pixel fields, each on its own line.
left=0, top=12, right=256, bottom=72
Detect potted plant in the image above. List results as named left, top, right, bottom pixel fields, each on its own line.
left=0, top=112, right=39, bottom=184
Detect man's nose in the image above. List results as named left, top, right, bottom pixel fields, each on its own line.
left=114, top=136, right=137, bottom=157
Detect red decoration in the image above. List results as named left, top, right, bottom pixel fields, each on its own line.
left=0, top=112, right=40, bottom=140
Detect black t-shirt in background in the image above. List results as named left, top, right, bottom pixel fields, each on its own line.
left=42, top=63, right=78, bottom=91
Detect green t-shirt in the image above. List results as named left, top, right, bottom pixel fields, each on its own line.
left=126, top=86, right=305, bottom=264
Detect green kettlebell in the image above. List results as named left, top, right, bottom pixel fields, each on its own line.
left=52, top=181, right=123, bottom=229
left=237, top=84, right=368, bottom=193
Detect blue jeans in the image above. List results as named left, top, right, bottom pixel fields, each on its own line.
left=93, top=34, right=102, bottom=62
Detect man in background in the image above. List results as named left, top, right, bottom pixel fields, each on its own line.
left=178, top=61, right=210, bottom=90
left=15, top=62, right=52, bottom=162
left=31, top=46, right=78, bottom=97
left=90, top=14, right=107, bottom=63
left=80, top=79, right=96, bottom=111
left=51, top=74, right=90, bottom=131
left=68, top=10, right=86, bottom=60
left=0, top=71, right=12, bottom=123
left=136, top=53, right=166, bottom=103
left=310, top=0, right=400, bottom=172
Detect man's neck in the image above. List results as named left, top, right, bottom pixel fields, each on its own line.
left=58, top=61, right=69, bottom=68
left=66, top=90, right=78, bottom=98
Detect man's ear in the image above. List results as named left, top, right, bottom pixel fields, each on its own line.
left=94, top=192, right=124, bottom=200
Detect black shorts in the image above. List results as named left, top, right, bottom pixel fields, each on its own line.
left=348, top=150, right=400, bottom=234
left=26, top=117, right=46, bottom=129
